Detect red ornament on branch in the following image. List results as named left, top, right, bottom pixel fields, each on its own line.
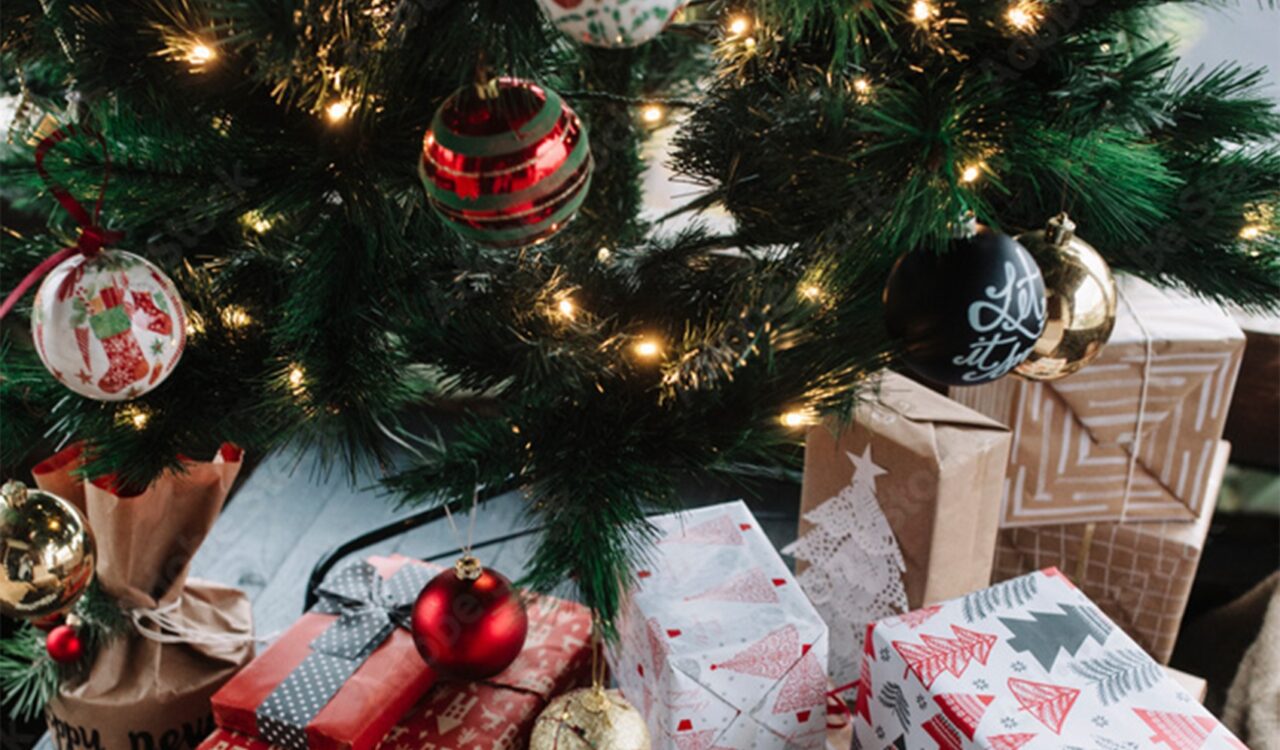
left=411, top=555, right=528, bottom=680
left=46, top=623, right=84, bottom=664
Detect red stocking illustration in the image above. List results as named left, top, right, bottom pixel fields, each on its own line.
left=130, top=290, right=173, bottom=335
left=90, top=287, right=149, bottom=394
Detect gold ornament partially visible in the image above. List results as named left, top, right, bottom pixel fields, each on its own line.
left=1014, top=213, right=1117, bottom=380
left=0, top=480, right=96, bottom=620
left=529, top=687, right=651, bottom=750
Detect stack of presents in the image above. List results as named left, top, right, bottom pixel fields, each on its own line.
left=46, top=276, right=1250, bottom=749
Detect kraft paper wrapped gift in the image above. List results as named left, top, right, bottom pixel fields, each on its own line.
left=35, top=443, right=254, bottom=750
left=951, top=273, right=1244, bottom=527
left=211, top=555, right=440, bottom=750
left=786, top=371, right=1011, bottom=688
left=608, top=501, right=831, bottom=750
left=199, top=592, right=594, bottom=750
left=992, top=442, right=1229, bottom=665
left=853, top=568, right=1247, bottom=749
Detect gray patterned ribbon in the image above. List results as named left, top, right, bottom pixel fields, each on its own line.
left=256, top=560, right=436, bottom=749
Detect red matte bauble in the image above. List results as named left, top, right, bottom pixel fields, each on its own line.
left=411, top=561, right=528, bottom=680
left=46, top=624, right=83, bottom=664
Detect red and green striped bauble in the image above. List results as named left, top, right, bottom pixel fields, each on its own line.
left=420, top=78, right=593, bottom=249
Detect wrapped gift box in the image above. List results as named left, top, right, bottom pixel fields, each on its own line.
left=788, top=372, right=1010, bottom=686
left=211, top=556, right=441, bottom=750
left=951, top=274, right=1244, bottom=527
left=992, top=442, right=1229, bottom=664
left=608, top=501, right=831, bottom=750
left=200, top=593, right=593, bottom=750
left=853, top=568, right=1247, bottom=749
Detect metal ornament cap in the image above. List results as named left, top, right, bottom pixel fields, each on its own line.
left=1014, top=213, right=1118, bottom=381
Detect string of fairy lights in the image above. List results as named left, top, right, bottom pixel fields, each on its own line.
left=127, top=1, right=1271, bottom=436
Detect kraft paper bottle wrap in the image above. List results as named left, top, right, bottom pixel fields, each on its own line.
left=951, top=273, right=1245, bottom=527
left=34, top=444, right=254, bottom=750
left=991, top=442, right=1229, bottom=665
left=799, top=372, right=1012, bottom=609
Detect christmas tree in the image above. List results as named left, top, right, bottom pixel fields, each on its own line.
left=1, top=0, right=1277, bottom=636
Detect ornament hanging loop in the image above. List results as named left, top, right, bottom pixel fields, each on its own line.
left=0, top=124, right=122, bottom=321
left=1045, top=212, right=1077, bottom=246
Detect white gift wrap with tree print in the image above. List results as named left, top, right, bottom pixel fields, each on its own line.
left=852, top=568, right=1246, bottom=750
left=608, top=501, right=830, bottom=750
left=536, top=0, right=684, bottom=48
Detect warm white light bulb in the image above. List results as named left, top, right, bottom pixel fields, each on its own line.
left=633, top=339, right=661, bottom=359
left=187, top=43, right=216, bottom=65
left=853, top=78, right=872, bottom=95
left=961, top=164, right=982, bottom=183
left=780, top=410, right=816, bottom=428
left=728, top=16, right=750, bottom=36
left=1007, top=3, right=1039, bottom=31
left=911, top=1, right=933, bottom=23
left=641, top=104, right=664, bottom=124
left=325, top=99, right=352, bottom=122
left=801, top=284, right=822, bottom=300
left=557, top=298, right=576, bottom=318
left=221, top=305, right=252, bottom=329
left=1239, top=225, right=1263, bottom=240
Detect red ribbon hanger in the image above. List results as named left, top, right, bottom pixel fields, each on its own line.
left=0, top=124, right=124, bottom=321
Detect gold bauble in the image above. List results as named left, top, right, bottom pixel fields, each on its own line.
left=1014, top=213, right=1117, bottom=380
left=530, top=687, right=651, bottom=750
left=0, top=480, right=96, bottom=619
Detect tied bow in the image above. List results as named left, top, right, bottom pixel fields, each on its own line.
left=255, top=560, right=436, bottom=750
left=0, top=125, right=124, bottom=320
left=309, top=559, right=430, bottom=660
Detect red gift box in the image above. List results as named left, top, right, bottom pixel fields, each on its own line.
left=210, top=556, right=441, bottom=750
left=201, top=591, right=594, bottom=750
left=380, top=593, right=593, bottom=749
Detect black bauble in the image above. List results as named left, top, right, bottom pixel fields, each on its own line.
left=883, top=225, right=1046, bottom=386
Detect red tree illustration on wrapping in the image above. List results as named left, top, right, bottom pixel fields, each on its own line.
left=922, top=713, right=963, bottom=750
left=854, top=625, right=875, bottom=723
left=897, top=605, right=942, bottom=629
left=988, top=733, right=1037, bottom=750
left=1008, top=678, right=1080, bottom=734
left=933, top=693, right=994, bottom=739
left=892, top=625, right=997, bottom=687
left=662, top=513, right=744, bottom=545
left=711, top=624, right=800, bottom=678
left=772, top=649, right=827, bottom=719
left=684, top=567, right=780, bottom=603
left=1133, top=708, right=1220, bottom=750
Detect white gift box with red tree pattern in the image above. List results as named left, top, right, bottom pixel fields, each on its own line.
left=852, top=568, right=1245, bottom=750
left=608, top=501, right=831, bottom=750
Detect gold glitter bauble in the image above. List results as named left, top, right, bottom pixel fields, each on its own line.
left=1014, top=213, right=1117, bottom=381
left=0, top=480, right=96, bottom=619
left=530, top=687, right=651, bottom=750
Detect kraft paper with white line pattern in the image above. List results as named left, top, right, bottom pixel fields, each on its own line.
left=952, top=274, right=1244, bottom=527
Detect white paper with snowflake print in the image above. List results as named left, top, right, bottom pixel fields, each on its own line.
left=606, top=500, right=830, bottom=750
left=783, top=446, right=909, bottom=691
left=852, top=569, right=1246, bottom=750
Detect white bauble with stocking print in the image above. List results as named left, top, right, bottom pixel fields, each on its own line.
left=32, top=249, right=186, bottom=400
